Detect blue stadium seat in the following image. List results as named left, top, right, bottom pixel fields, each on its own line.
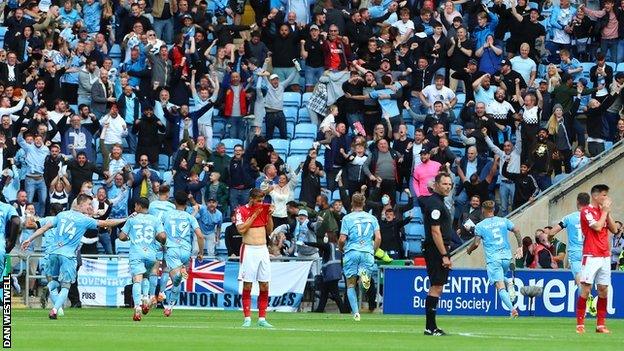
left=316, top=155, right=324, bottom=165
left=606, top=62, right=617, bottom=72
left=95, top=153, right=104, bottom=167
left=283, top=92, right=302, bottom=107
left=283, top=106, right=299, bottom=123
left=449, top=123, right=462, bottom=141
left=295, top=123, right=318, bottom=139
left=213, top=121, right=225, bottom=139
left=406, top=124, right=415, bottom=138
left=411, top=206, right=423, bottom=223
left=404, top=223, right=425, bottom=240
left=0, top=27, right=7, bottom=43
left=580, top=62, right=594, bottom=77
left=290, top=138, right=314, bottom=155
left=122, top=153, right=135, bottom=166
left=455, top=93, right=466, bottom=108
left=162, top=170, right=174, bottom=187
left=449, top=146, right=465, bottom=157
left=268, top=139, right=289, bottom=155
left=158, top=154, right=170, bottom=170
left=287, top=122, right=295, bottom=139
left=404, top=239, right=422, bottom=256
left=617, top=63, right=624, bottom=72
left=286, top=154, right=307, bottom=171
left=221, top=138, right=243, bottom=154
left=301, top=92, right=312, bottom=106
left=109, top=44, right=122, bottom=59
left=331, top=190, right=340, bottom=202
left=605, top=141, right=614, bottom=150
left=298, top=107, right=311, bottom=123
left=294, top=186, right=301, bottom=199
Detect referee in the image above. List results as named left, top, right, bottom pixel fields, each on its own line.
left=418, top=173, right=454, bottom=336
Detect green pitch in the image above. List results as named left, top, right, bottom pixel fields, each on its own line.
left=11, top=308, right=624, bottom=350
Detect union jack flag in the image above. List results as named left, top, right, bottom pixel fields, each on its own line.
left=184, top=258, right=226, bottom=293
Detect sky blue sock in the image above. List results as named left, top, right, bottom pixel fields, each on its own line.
left=54, top=287, right=69, bottom=311
left=499, top=288, right=513, bottom=310
left=347, top=287, right=359, bottom=315
left=48, top=280, right=60, bottom=305
left=148, top=275, right=158, bottom=296
left=132, top=282, right=142, bottom=307
left=141, top=278, right=150, bottom=296
left=170, top=273, right=182, bottom=306
left=159, top=274, right=169, bottom=294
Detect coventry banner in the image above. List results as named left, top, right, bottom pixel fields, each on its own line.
left=77, top=258, right=132, bottom=306
left=76, top=258, right=312, bottom=310
left=383, top=267, right=624, bottom=318
left=167, top=258, right=313, bottom=312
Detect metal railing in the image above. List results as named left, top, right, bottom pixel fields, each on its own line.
left=12, top=253, right=322, bottom=308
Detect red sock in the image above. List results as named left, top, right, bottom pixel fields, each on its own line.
left=258, top=290, right=269, bottom=318
left=242, top=288, right=252, bottom=318
left=576, top=296, right=587, bottom=326
left=597, top=297, right=607, bottom=327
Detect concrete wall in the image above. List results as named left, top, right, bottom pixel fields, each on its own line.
left=453, top=143, right=624, bottom=268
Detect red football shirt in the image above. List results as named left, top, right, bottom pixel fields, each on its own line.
left=235, top=203, right=270, bottom=228
left=579, top=205, right=610, bottom=257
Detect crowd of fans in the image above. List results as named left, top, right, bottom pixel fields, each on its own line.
left=3, top=0, right=624, bottom=305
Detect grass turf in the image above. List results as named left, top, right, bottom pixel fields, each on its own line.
left=10, top=308, right=624, bottom=351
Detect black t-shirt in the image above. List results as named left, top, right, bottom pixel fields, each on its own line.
left=419, top=193, right=453, bottom=249
left=496, top=70, right=526, bottom=98
left=342, top=79, right=365, bottom=113
left=304, top=38, right=325, bottom=68
left=448, top=38, right=474, bottom=71
left=521, top=18, right=546, bottom=48
left=463, top=180, right=491, bottom=202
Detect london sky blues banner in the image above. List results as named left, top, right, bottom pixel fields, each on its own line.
left=383, top=267, right=624, bottom=318
left=77, top=258, right=132, bottom=306
left=173, top=258, right=313, bottom=312
left=76, top=258, right=313, bottom=310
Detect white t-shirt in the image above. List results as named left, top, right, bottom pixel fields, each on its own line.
left=392, top=20, right=415, bottom=36
left=101, top=114, right=128, bottom=145
left=486, top=100, right=516, bottom=121
left=510, top=56, right=537, bottom=86
left=421, top=84, right=456, bottom=113
left=521, top=105, right=540, bottom=125
left=319, top=114, right=336, bottom=133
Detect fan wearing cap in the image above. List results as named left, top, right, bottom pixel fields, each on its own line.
left=262, top=67, right=298, bottom=140
left=451, top=58, right=485, bottom=103
left=493, top=59, right=526, bottom=103
left=300, top=24, right=325, bottom=93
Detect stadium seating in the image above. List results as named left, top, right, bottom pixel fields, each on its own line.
left=268, top=139, right=289, bottom=155
left=404, top=223, right=425, bottom=240
left=301, top=92, right=312, bottom=106
left=221, top=138, right=243, bottom=154
left=283, top=92, right=302, bottom=107
left=298, top=108, right=311, bottom=123
left=284, top=107, right=299, bottom=123
left=294, top=123, right=318, bottom=139
left=404, top=239, right=422, bottom=257
left=158, top=154, right=170, bottom=170
left=122, top=153, right=135, bottom=166
left=617, top=63, right=624, bottom=72
left=115, top=239, right=130, bottom=254
left=289, top=138, right=314, bottom=155
left=286, top=155, right=307, bottom=171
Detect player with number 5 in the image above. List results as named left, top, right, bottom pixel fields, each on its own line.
left=21, top=194, right=128, bottom=320
left=118, top=197, right=167, bottom=321
left=338, top=192, right=381, bottom=322
left=467, top=200, right=523, bottom=318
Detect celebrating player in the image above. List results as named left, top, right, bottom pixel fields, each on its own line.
left=36, top=204, right=65, bottom=311
left=467, top=200, right=523, bottom=318
left=576, top=184, right=617, bottom=334
left=118, top=197, right=167, bottom=321
left=162, top=190, right=204, bottom=317
left=549, top=193, right=590, bottom=288
left=338, top=192, right=381, bottom=322
left=419, top=173, right=454, bottom=336
left=235, top=188, right=275, bottom=328
left=148, top=184, right=176, bottom=305
left=21, top=194, right=127, bottom=319
left=0, top=200, right=21, bottom=302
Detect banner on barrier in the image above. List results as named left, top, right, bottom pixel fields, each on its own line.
left=383, top=267, right=624, bottom=318
left=77, top=258, right=313, bottom=311
left=77, top=258, right=131, bottom=306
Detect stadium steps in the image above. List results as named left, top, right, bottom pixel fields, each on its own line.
left=452, top=140, right=624, bottom=267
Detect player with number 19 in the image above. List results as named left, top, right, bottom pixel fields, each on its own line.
left=161, top=191, right=204, bottom=317
left=467, top=200, right=522, bottom=318
left=118, top=197, right=167, bottom=321
left=338, top=193, right=381, bottom=322
left=147, top=184, right=176, bottom=305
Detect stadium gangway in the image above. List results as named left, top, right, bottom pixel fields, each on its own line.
left=13, top=253, right=322, bottom=308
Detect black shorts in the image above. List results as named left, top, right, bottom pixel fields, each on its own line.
left=423, top=245, right=450, bottom=286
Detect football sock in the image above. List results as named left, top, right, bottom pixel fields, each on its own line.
left=242, top=287, right=252, bottom=318
left=425, top=295, right=439, bottom=331
left=258, top=289, right=269, bottom=318
left=132, top=282, right=142, bottom=307
left=597, top=297, right=607, bottom=327
left=170, top=273, right=182, bottom=306
left=159, top=274, right=169, bottom=294
left=148, top=275, right=158, bottom=296
left=48, top=280, right=60, bottom=305
left=347, top=287, right=359, bottom=315
left=498, top=288, right=513, bottom=310
left=576, top=296, right=587, bottom=326
left=141, top=279, right=150, bottom=297
left=54, top=287, right=69, bottom=311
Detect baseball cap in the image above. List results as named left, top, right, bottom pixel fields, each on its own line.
left=269, top=74, right=279, bottom=80
left=310, top=24, right=320, bottom=31
left=419, top=145, right=432, bottom=154
left=616, top=72, right=624, bottom=80
left=207, top=198, right=217, bottom=202
left=468, top=58, right=478, bottom=65
left=298, top=209, right=308, bottom=217
left=380, top=58, right=390, bottom=63
left=500, top=59, right=512, bottom=67
left=464, top=122, right=477, bottom=130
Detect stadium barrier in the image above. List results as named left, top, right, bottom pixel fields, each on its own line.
left=15, top=253, right=320, bottom=311
left=382, top=266, right=624, bottom=318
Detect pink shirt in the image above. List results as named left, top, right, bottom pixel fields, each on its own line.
left=412, top=160, right=442, bottom=197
